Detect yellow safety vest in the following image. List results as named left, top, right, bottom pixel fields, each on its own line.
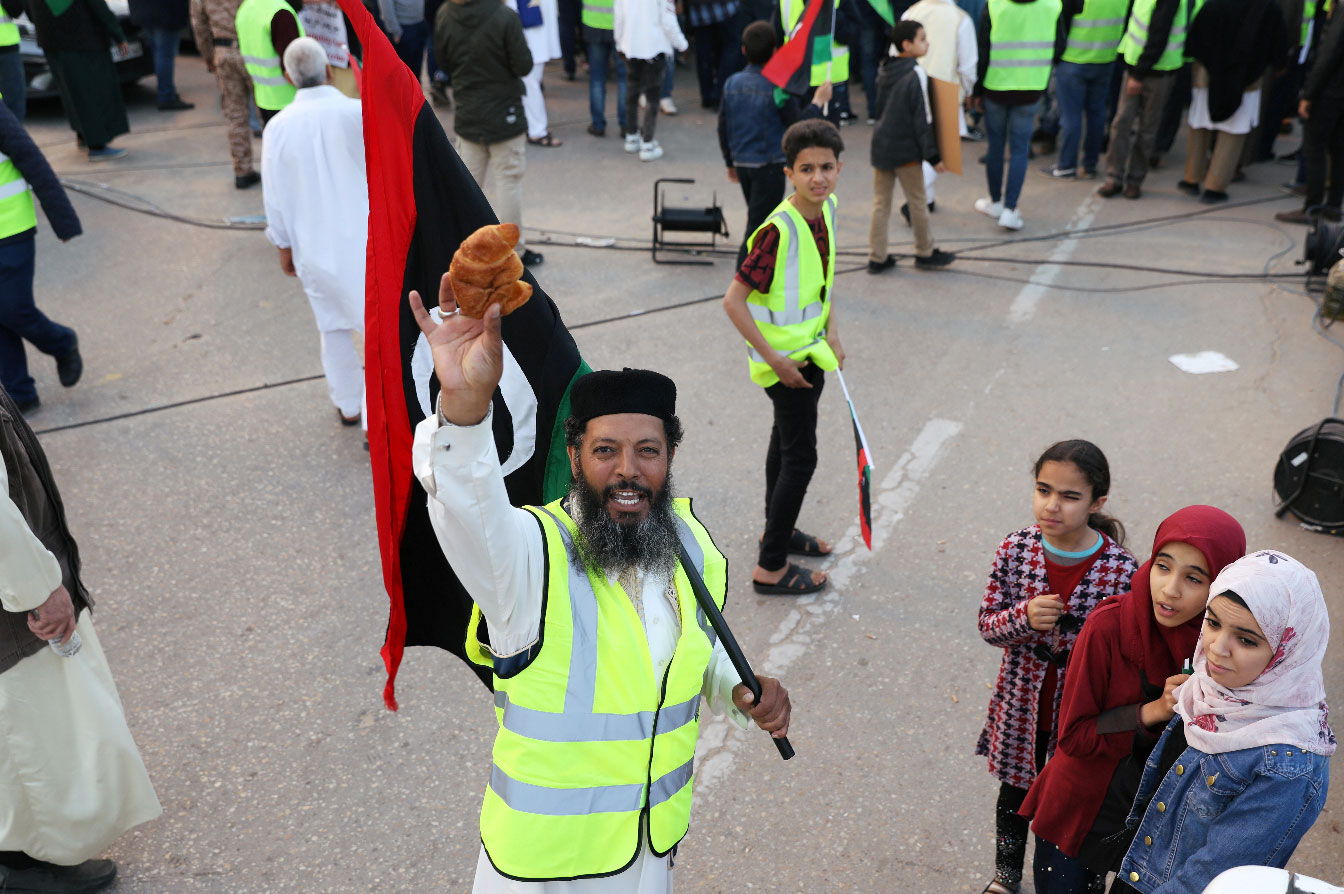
left=985, top=0, right=1063, bottom=91
left=236, top=0, right=305, bottom=111
left=581, top=0, right=613, bottom=30
left=0, top=10, right=19, bottom=48
left=744, top=195, right=839, bottom=388
left=1061, top=0, right=1127, bottom=64
left=0, top=140, right=37, bottom=240
left=781, top=0, right=850, bottom=85
left=1118, top=0, right=1189, bottom=71
left=476, top=498, right=726, bottom=881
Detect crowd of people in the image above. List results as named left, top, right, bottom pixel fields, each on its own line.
left=0, top=0, right=1341, bottom=891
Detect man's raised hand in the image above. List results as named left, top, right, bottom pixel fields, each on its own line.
left=408, top=273, right=504, bottom=426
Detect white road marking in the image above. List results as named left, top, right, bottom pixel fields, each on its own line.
left=1169, top=351, right=1239, bottom=374
left=1006, top=194, right=1102, bottom=324
left=694, top=417, right=964, bottom=795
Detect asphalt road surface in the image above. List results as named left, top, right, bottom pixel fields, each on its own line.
left=14, top=55, right=1344, bottom=892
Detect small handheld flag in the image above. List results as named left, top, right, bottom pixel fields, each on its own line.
left=762, top=0, right=833, bottom=95
left=836, top=370, right=874, bottom=550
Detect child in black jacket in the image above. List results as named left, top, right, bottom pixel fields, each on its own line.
left=868, top=20, right=954, bottom=272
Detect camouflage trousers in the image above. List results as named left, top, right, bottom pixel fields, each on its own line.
left=214, top=48, right=254, bottom=177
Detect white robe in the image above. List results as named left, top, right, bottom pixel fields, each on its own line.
left=411, top=405, right=748, bottom=893
left=0, top=467, right=160, bottom=865
left=262, top=85, right=368, bottom=334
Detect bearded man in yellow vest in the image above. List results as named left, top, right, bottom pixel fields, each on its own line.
left=1096, top=0, right=1188, bottom=197
left=409, top=292, right=792, bottom=891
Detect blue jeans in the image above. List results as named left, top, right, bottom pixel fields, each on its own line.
left=0, top=236, right=76, bottom=405
left=692, top=9, right=745, bottom=106
left=587, top=40, right=627, bottom=131
left=0, top=51, right=25, bottom=121
left=1055, top=60, right=1113, bottom=172
left=393, top=20, right=430, bottom=79
left=984, top=97, right=1038, bottom=210
left=146, top=27, right=181, bottom=104
left=425, top=0, right=449, bottom=84
left=853, top=25, right=886, bottom=120
left=662, top=53, right=674, bottom=100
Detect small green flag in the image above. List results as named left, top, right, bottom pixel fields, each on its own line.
left=812, top=33, right=833, bottom=65
left=865, top=0, right=895, bottom=27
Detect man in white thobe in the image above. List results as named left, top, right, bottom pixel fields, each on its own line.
left=903, top=0, right=978, bottom=203
left=510, top=0, right=563, bottom=145
left=407, top=282, right=793, bottom=893
left=262, top=37, right=368, bottom=427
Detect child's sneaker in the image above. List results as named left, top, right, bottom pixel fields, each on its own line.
left=974, top=197, right=1003, bottom=218
left=997, top=207, right=1023, bottom=230
left=660, top=97, right=678, bottom=115
left=639, top=140, right=663, bottom=161
left=624, top=133, right=641, bottom=153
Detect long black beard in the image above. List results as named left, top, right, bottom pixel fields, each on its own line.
left=570, top=472, right=679, bottom=578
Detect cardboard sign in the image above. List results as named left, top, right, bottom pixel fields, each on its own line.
left=929, top=76, right=962, bottom=175
left=298, top=3, right=350, bottom=68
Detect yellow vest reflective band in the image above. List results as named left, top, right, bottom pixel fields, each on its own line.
left=581, top=0, right=613, bottom=30
left=0, top=149, right=37, bottom=240
left=985, top=0, right=1063, bottom=91
left=1061, top=0, right=1127, bottom=63
left=744, top=195, right=839, bottom=388
left=236, top=0, right=305, bottom=111
left=479, top=498, right=726, bottom=881
left=0, top=12, right=19, bottom=48
left=1118, top=0, right=1188, bottom=71
left=1303, top=0, right=1317, bottom=48
left=780, top=0, right=850, bottom=85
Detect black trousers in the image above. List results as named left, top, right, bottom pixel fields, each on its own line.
left=735, top=163, right=786, bottom=269
left=1303, top=97, right=1344, bottom=210
left=624, top=54, right=665, bottom=140
left=759, top=362, right=824, bottom=571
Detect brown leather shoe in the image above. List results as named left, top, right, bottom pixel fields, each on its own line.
left=1123, top=183, right=1141, bottom=199
left=1097, top=180, right=1123, bottom=198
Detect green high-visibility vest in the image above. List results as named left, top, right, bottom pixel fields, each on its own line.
left=1303, top=0, right=1317, bottom=48
left=0, top=145, right=37, bottom=240
left=743, top=195, right=839, bottom=388
left=475, top=498, right=725, bottom=881
left=780, top=0, right=850, bottom=85
left=1118, top=0, right=1189, bottom=72
left=236, top=0, right=305, bottom=111
left=1061, top=0, right=1127, bottom=63
left=0, top=10, right=19, bottom=48
left=581, top=0, right=613, bottom=30
left=985, top=0, right=1063, bottom=91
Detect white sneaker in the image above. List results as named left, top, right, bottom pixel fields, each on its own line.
left=998, top=207, right=1024, bottom=230
left=974, top=197, right=1003, bottom=218
left=624, top=133, right=641, bottom=153
left=660, top=97, right=678, bottom=115
left=639, top=139, right=663, bottom=161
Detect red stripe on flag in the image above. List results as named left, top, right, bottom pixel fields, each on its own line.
left=762, top=0, right=826, bottom=88
left=336, top=0, right=427, bottom=711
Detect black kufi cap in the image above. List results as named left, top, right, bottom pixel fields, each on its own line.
left=569, top=368, right=677, bottom=426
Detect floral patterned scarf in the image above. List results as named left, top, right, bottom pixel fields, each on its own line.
left=1174, top=550, right=1337, bottom=756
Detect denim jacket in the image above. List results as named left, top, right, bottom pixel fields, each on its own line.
left=1118, top=719, right=1330, bottom=893
left=720, top=65, right=787, bottom=167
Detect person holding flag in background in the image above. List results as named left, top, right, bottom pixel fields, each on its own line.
left=770, top=0, right=861, bottom=122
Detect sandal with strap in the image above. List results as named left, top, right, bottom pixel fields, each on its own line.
left=527, top=132, right=564, bottom=147
left=752, top=563, right=827, bottom=595
left=788, top=528, right=832, bottom=557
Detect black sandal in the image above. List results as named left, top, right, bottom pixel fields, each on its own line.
left=788, top=528, right=832, bottom=557
left=527, top=132, right=563, bottom=147
left=752, top=563, right=827, bottom=595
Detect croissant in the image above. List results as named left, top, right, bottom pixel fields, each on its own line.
left=448, top=223, right=533, bottom=318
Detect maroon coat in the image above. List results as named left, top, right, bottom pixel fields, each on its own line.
left=975, top=526, right=1138, bottom=789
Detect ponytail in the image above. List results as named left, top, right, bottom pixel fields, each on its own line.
left=1033, top=439, right=1127, bottom=548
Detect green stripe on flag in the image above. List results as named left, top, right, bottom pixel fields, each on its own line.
left=541, top=360, right=595, bottom=502
left=812, top=33, right=833, bottom=65
left=866, top=0, right=894, bottom=27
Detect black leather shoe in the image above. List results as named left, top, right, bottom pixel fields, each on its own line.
left=520, top=249, right=544, bottom=267
left=866, top=254, right=897, bottom=274
left=157, top=96, right=195, bottom=111
left=235, top=170, right=261, bottom=189
left=14, top=395, right=39, bottom=415
left=56, top=339, right=82, bottom=387
left=0, top=858, right=117, bottom=892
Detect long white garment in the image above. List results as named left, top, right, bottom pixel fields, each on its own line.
left=0, top=478, right=161, bottom=864
left=1187, top=87, right=1262, bottom=135
left=508, top=0, right=561, bottom=138
left=520, top=61, right=549, bottom=139
left=904, top=0, right=977, bottom=136
left=410, top=406, right=747, bottom=893
left=262, top=85, right=368, bottom=334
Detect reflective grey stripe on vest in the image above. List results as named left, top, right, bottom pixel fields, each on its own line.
left=672, top=515, right=717, bottom=647
left=748, top=208, right=802, bottom=327
left=990, top=58, right=1052, bottom=66
left=491, top=764, right=647, bottom=815
left=536, top=507, right=600, bottom=714
left=242, top=53, right=280, bottom=67
left=0, top=179, right=30, bottom=201
left=249, top=74, right=290, bottom=86
left=0, top=14, right=12, bottom=22
left=1074, top=16, right=1124, bottom=25
left=648, top=758, right=694, bottom=808
left=748, top=334, right=826, bottom=365
left=495, top=690, right=700, bottom=742
left=1066, top=38, right=1121, bottom=49
left=992, top=40, right=1055, bottom=49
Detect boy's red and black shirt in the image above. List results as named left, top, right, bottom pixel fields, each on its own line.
left=733, top=214, right=830, bottom=296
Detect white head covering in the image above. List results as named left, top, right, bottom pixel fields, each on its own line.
left=1174, top=549, right=1337, bottom=756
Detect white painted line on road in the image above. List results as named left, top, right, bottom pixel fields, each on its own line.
left=1169, top=351, right=1239, bottom=374
left=1006, top=193, right=1102, bottom=325
left=694, top=417, right=963, bottom=795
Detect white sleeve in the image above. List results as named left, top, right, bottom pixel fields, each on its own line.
left=0, top=463, right=61, bottom=614
left=663, top=0, right=688, bottom=52
left=411, top=403, right=546, bottom=656
left=261, top=136, right=291, bottom=249
left=613, top=0, right=626, bottom=53
left=957, top=15, right=979, bottom=94
left=701, top=640, right=749, bottom=728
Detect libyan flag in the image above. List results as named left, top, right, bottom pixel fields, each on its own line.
left=763, top=0, right=836, bottom=95
left=335, top=0, right=590, bottom=707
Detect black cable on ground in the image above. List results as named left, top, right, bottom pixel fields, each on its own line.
left=60, top=178, right=266, bottom=230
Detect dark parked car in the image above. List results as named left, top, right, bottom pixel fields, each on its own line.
left=11, top=0, right=156, bottom=100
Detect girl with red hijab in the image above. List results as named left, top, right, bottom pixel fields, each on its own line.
left=1019, top=505, right=1246, bottom=893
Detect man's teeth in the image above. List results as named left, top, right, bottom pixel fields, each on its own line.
left=612, top=492, right=643, bottom=506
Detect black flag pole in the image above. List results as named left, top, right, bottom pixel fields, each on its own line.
left=677, top=543, right=795, bottom=761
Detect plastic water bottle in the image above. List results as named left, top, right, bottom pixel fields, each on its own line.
left=1182, top=658, right=1194, bottom=675
left=29, top=609, right=82, bottom=658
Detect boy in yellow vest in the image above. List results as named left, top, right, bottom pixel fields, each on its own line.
left=721, top=118, right=846, bottom=596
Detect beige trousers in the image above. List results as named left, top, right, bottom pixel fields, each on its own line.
left=1183, top=127, right=1246, bottom=192
left=870, top=162, right=933, bottom=261
left=455, top=133, right=528, bottom=253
